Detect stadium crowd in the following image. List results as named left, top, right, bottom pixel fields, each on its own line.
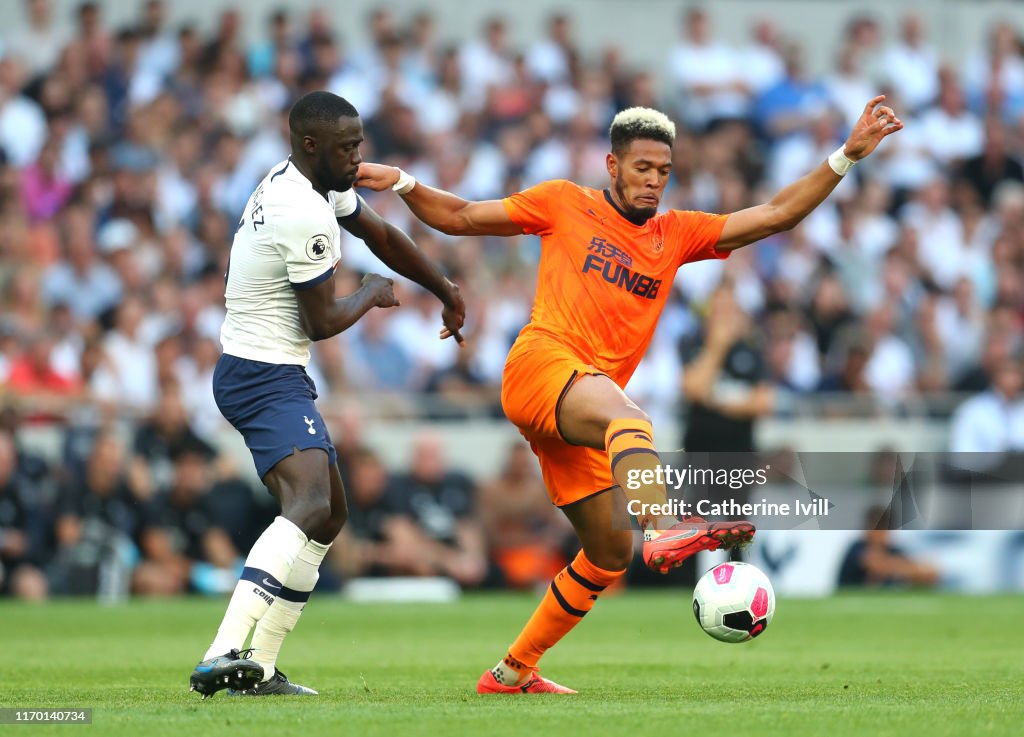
left=3, top=0, right=1024, bottom=599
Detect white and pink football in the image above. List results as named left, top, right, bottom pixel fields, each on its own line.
left=692, top=561, right=776, bottom=643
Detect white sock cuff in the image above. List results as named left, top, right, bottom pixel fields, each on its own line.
left=244, top=516, right=309, bottom=581
left=299, top=539, right=332, bottom=566
left=285, top=539, right=332, bottom=594
left=273, top=516, right=309, bottom=546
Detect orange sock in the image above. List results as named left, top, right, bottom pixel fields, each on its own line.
left=496, top=550, right=626, bottom=685
left=605, top=417, right=668, bottom=531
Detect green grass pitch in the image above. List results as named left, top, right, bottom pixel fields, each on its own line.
left=2, top=591, right=1022, bottom=736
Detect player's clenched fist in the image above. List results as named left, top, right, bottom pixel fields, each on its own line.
left=362, top=273, right=399, bottom=308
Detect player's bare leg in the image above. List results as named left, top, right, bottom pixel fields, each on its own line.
left=559, top=373, right=755, bottom=570
left=192, top=448, right=340, bottom=698
left=236, top=449, right=348, bottom=696
left=477, top=488, right=631, bottom=694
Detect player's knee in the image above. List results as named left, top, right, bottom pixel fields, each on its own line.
left=315, top=507, right=347, bottom=542
left=584, top=533, right=634, bottom=572
left=611, top=407, right=651, bottom=429
left=332, top=503, right=348, bottom=531
left=285, top=491, right=333, bottom=538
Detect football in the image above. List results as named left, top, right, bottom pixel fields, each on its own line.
left=692, top=561, right=776, bottom=643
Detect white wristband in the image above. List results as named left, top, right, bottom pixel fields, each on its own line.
left=393, top=168, right=416, bottom=195
left=827, top=146, right=857, bottom=177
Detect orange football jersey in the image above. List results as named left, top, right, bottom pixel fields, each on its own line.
left=502, top=179, right=729, bottom=385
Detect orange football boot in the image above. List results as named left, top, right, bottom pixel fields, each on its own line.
left=476, top=669, right=577, bottom=694
left=643, top=517, right=755, bottom=573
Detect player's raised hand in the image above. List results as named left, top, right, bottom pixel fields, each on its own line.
left=362, top=273, right=399, bottom=308
left=439, top=280, right=466, bottom=345
left=842, top=95, right=903, bottom=161
left=354, top=163, right=400, bottom=191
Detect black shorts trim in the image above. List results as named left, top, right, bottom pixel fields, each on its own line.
left=556, top=484, right=619, bottom=509
left=554, top=369, right=611, bottom=446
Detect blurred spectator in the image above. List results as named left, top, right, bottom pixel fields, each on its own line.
left=950, top=355, right=1024, bottom=453
left=5, top=331, right=82, bottom=419
left=955, top=329, right=1016, bottom=393
left=838, top=505, right=939, bottom=587
left=133, top=388, right=215, bottom=491
left=344, top=308, right=415, bottom=392
left=6, top=0, right=69, bottom=79
left=386, top=431, right=489, bottom=587
left=736, top=19, right=784, bottom=97
left=0, top=430, right=49, bottom=600
left=881, top=12, right=939, bottom=113
left=75, top=1, right=112, bottom=77
left=900, top=177, right=965, bottom=290
left=0, top=56, right=49, bottom=168
left=525, top=13, right=575, bottom=85
left=423, top=340, right=498, bottom=420
left=681, top=285, right=774, bottom=452
left=763, top=308, right=821, bottom=393
left=328, top=448, right=412, bottom=581
left=669, top=8, right=749, bottom=130
left=818, top=331, right=872, bottom=397
left=40, top=205, right=122, bottom=320
left=247, top=8, right=292, bottom=80
left=918, top=72, right=983, bottom=167
left=459, top=16, right=514, bottom=111
left=137, top=0, right=179, bottom=82
left=861, top=304, right=916, bottom=404
left=958, top=118, right=1024, bottom=207
left=133, top=448, right=241, bottom=595
left=19, top=136, right=73, bottom=222
left=478, top=443, right=571, bottom=589
left=103, top=295, right=158, bottom=414
left=963, top=20, right=1024, bottom=119
left=755, top=42, right=830, bottom=140
left=826, top=45, right=876, bottom=128
left=807, top=273, right=856, bottom=359
left=49, top=432, right=144, bottom=597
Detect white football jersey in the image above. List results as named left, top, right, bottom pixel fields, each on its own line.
left=220, top=158, right=360, bottom=366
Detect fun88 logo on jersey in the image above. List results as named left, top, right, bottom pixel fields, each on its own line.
left=582, top=237, right=662, bottom=299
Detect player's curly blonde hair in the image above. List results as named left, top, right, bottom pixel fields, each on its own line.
left=609, top=107, right=676, bottom=154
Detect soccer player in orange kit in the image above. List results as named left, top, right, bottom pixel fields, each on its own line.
left=356, top=95, right=902, bottom=693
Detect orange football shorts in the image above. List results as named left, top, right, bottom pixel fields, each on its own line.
left=500, top=335, right=616, bottom=507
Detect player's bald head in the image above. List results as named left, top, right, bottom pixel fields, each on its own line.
left=609, top=107, right=676, bottom=156
left=288, top=91, right=359, bottom=139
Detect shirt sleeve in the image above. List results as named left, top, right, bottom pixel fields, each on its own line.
left=275, top=206, right=337, bottom=290
left=501, top=179, right=568, bottom=236
left=670, top=210, right=730, bottom=266
left=332, top=188, right=361, bottom=220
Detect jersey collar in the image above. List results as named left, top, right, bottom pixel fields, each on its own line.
left=281, top=156, right=331, bottom=202
left=603, top=189, right=654, bottom=227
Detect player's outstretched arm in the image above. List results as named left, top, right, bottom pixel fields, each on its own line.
left=715, top=95, right=903, bottom=252
left=295, top=272, right=398, bottom=342
left=341, top=201, right=466, bottom=343
left=355, top=163, right=523, bottom=237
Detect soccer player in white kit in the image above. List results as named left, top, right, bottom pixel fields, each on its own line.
left=189, top=91, right=465, bottom=698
